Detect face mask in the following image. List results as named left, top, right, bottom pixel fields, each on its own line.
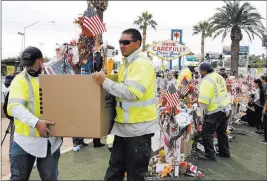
left=27, top=68, right=42, bottom=77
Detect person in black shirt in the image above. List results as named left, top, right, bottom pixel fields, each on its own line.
left=219, top=68, right=228, bottom=80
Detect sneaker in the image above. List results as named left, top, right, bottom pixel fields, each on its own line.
left=73, top=145, right=81, bottom=152
left=260, top=140, right=267, bottom=144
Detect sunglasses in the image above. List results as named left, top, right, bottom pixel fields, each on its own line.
left=119, top=40, right=137, bottom=45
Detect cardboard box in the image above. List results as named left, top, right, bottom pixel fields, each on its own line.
left=180, top=138, right=192, bottom=158
left=39, top=75, right=117, bottom=138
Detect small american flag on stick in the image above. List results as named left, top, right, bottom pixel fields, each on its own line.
left=181, top=79, right=190, bottom=96
left=166, top=84, right=180, bottom=108
left=82, top=6, right=106, bottom=36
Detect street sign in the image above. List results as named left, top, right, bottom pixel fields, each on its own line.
left=222, top=46, right=249, bottom=55
left=186, top=55, right=197, bottom=61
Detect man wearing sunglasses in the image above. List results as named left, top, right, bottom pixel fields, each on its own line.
left=92, top=28, right=157, bottom=181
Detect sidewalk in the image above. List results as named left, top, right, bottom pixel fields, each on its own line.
left=1, top=118, right=92, bottom=179
left=26, top=124, right=266, bottom=180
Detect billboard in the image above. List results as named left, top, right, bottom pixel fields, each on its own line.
left=222, top=46, right=249, bottom=55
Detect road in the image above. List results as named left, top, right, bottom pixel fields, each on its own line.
left=29, top=124, right=266, bottom=180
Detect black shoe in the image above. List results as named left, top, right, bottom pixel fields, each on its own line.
left=79, top=141, right=89, bottom=146
left=216, top=153, right=231, bottom=158
left=94, top=143, right=105, bottom=148
left=197, top=153, right=216, bottom=161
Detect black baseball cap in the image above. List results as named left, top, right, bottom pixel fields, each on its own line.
left=199, top=61, right=213, bottom=72
left=20, top=46, right=43, bottom=66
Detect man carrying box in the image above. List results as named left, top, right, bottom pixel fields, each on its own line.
left=7, top=47, right=62, bottom=180
left=92, top=28, right=158, bottom=181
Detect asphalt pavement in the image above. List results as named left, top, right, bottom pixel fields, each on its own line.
left=29, top=124, right=266, bottom=180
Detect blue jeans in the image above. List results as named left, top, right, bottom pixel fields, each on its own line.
left=10, top=141, right=60, bottom=181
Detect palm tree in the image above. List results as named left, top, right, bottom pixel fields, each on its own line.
left=88, top=0, right=108, bottom=43
left=133, top=11, right=157, bottom=52
left=209, top=0, right=266, bottom=75
left=192, top=21, right=213, bottom=62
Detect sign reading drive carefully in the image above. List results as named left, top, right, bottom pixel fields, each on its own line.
left=147, top=40, right=191, bottom=61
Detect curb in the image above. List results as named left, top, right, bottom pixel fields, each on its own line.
left=1, top=139, right=93, bottom=180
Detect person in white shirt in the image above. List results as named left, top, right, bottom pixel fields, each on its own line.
left=7, top=47, right=62, bottom=181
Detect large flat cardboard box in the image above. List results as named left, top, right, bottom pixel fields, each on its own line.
left=39, top=75, right=117, bottom=138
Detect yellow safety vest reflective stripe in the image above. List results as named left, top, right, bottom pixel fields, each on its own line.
left=8, top=71, right=40, bottom=137
left=198, top=72, right=231, bottom=115
left=106, top=134, right=114, bottom=145
left=115, top=55, right=158, bottom=124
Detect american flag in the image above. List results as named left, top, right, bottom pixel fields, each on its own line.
left=82, top=6, right=106, bottom=36
left=166, top=84, right=180, bottom=108
left=181, top=79, right=190, bottom=96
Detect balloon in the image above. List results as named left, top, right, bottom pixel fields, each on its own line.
left=177, top=68, right=192, bottom=86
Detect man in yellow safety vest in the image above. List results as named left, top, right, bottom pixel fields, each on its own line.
left=198, top=61, right=231, bottom=161
left=92, top=28, right=158, bottom=181
left=7, top=47, right=62, bottom=180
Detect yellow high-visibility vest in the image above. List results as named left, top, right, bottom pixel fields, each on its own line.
left=7, top=70, right=40, bottom=137
left=115, top=54, right=158, bottom=124
left=198, top=72, right=231, bottom=115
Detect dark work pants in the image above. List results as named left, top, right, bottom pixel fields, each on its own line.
left=263, top=113, right=267, bottom=141
left=104, top=134, right=153, bottom=181
left=10, top=141, right=60, bottom=181
left=202, top=111, right=230, bottom=157
left=254, top=104, right=264, bottom=131
left=9, top=119, right=15, bottom=160
left=72, top=137, right=101, bottom=146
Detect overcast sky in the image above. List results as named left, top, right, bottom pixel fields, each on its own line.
left=2, top=1, right=267, bottom=66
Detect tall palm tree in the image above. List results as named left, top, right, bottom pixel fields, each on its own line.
left=192, top=21, right=213, bottom=62
left=88, top=0, right=108, bottom=43
left=209, top=0, right=266, bottom=74
left=133, top=11, right=157, bottom=52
